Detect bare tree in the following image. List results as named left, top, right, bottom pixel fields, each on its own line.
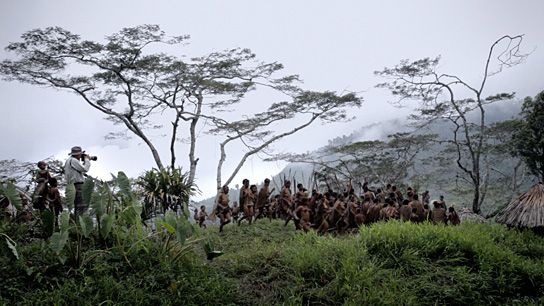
left=375, top=35, right=528, bottom=214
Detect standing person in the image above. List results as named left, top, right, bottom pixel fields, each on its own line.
left=32, top=161, right=51, bottom=211
left=431, top=200, right=447, bottom=225
left=422, top=190, right=430, bottom=206
left=237, top=179, right=252, bottom=225
left=216, top=186, right=231, bottom=232
left=448, top=205, right=460, bottom=225
left=231, top=201, right=239, bottom=223
left=198, top=205, right=208, bottom=228
left=45, top=177, right=62, bottom=227
left=281, top=180, right=298, bottom=226
left=64, top=146, right=92, bottom=219
left=438, top=195, right=446, bottom=209
left=256, top=178, right=275, bottom=220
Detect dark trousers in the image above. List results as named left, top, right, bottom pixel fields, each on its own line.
left=74, top=182, right=87, bottom=219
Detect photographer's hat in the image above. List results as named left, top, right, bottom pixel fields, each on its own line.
left=70, top=146, right=83, bottom=156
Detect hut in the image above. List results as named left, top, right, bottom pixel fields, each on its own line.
left=496, top=183, right=544, bottom=230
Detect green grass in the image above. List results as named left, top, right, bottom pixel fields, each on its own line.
left=208, top=219, right=544, bottom=305
left=3, top=218, right=544, bottom=305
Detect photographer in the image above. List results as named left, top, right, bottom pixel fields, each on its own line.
left=64, top=146, right=93, bottom=219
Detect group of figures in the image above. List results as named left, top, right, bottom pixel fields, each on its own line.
left=0, top=161, right=62, bottom=224
left=212, top=178, right=461, bottom=233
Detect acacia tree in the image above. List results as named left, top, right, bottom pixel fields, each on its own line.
left=375, top=35, right=528, bottom=214
left=208, top=90, right=363, bottom=192
left=0, top=25, right=298, bottom=185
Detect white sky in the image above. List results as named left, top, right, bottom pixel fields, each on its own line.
left=1, top=0, right=543, bottom=199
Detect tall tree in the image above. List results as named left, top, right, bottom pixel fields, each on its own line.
left=512, top=90, right=544, bottom=182
left=208, top=90, right=363, bottom=192
left=0, top=25, right=298, bottom=185
left=375, top=35, right=528, bottom=214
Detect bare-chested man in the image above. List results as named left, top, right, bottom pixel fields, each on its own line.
left=231, top=201, right=239, bottom=223
left=431, top=200, right=447, bottom=225
left=281, top=180, right=298, bottom=226
left=256, top=178, right=275, bottom=220
left=294, top=198, right=312, bottom=233
left=316, top=193, right=331, bottom=235
left=399, top=199, right=412, bottom=222
left=237, top=179, right=253, bottom=226
left=448, top=206, right=460, bottom=225
left=216, top=185, right=231, bottom=232
left=409, top=194, right=425, bottom=222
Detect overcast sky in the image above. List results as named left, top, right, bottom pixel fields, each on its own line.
left=1, top=0, right=543, bottom=199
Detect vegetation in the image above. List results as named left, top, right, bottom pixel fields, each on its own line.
left=3, top=195, right=544, bottom=305
left=512, top=90, right=544, bottom=182
left=208, top=220, right=544, bottom=305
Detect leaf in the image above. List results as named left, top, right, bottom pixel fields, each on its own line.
left=100, top=213, right=114, bottom=239
left=50, top=230, right=68, bottom=255
left=42, top=209, right=55, bottom=237
left=161, top=222, right=175, bottom=234
left=60, top=211, right=70, bottom=231
left=91, top=183, right=110, bottom=218
left=116, top=171, right=134, bottom=200
left=79, top=214, right=94, bottom=238
left=175, top=222, right=187, bottom=246
left=5, top=238, right=19, bottom=260
left=82, top=177, right=95, bottom=206
left=0, top=183, right=23, bottom=211
left=65, top=183, right=76, bottom=211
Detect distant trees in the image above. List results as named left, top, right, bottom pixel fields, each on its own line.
left=268, top=132, right=432, bottom=193
left=511, top=90, right=544, bottom=182
left=375, top=35, right=528, bottom=214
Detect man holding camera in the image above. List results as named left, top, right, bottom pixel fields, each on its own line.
left=64, top=146, right=92, bottom=219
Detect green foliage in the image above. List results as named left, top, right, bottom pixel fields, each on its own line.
left=512, top=90, right=544, bottom=181
left=0, top=182, right=23, bottom=211
left=78, top=214, right=94, bottom=238
left=41, top=208, right=55, bottom=237
left=50, top=230, right=68, bottom=256
left=81, top=177, right=95, bottom=207
left=137, top=167, right=196, bottom=218
left=207, top=219, right=544, bottom=305
left=65, top=183, right=75, bottom=211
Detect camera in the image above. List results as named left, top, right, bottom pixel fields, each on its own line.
left=81, top=151, right=98, bottom=161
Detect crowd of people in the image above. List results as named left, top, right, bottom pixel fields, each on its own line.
left=210, top=178, right=461, bottom=233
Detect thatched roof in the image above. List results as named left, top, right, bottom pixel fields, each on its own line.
left=458, top=207, right=488, bottom=223
left=496, top=183, right=544, bottom=228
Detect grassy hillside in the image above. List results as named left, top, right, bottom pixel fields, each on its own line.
left=207, top=219, right=544, bottom=305
left=3, top=219, right=544, bottom=305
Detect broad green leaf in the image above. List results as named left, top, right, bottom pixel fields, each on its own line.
left=161, top=222, right=175, bottom=234
left=91, top=183, right=110, bottom=218
left=50, top=230, right=68, bottom=255
left=82, top=177, right=95, bottom=206
left=65, top=183, right=75, bottom=211
left=131, top=198, right=142, bottom=218
left=116, top=171, right=133, bottom=200
left=42, top=209, right=55, bottom=237
left=164, top=211, right=176, bottom=228
left=60, top=211, right=70, bottom=230
left=79, top=214, right=94, bottom=238
left=1, top=183, right=23, bottom=211
left=175, top=222, right=187, bottom=245
left=6, top=238, right=19, bottom=260
left=100, top=213, right=114, bottom=239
